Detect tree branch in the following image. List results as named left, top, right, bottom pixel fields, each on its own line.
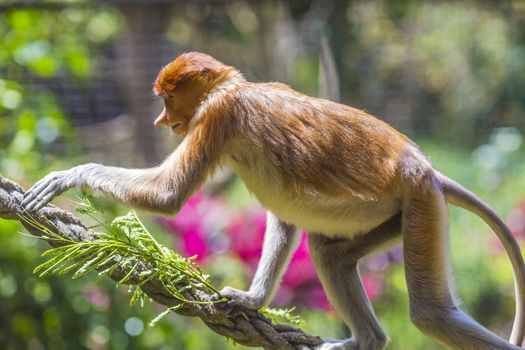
left=0, top=175, right=322, bottom=350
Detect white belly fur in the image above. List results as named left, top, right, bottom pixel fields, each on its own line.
left=258, top=191, right=400, bottom=237
left=227, top=157, right=402, bottom=237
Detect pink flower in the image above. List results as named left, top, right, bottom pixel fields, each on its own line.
left=362, top=275, right=383, bottom=300
left=302, top=285, right=331, bottom=311
left=282, top=233, right=318, bottom=288
left=226, top=210, right=266, bottom=270
left=180, top=223, right=208, bottom=261
left=160, top=191, right=230, bottom=262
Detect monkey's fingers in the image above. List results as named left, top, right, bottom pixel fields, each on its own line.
left=28, top=187, right=62, bottom=212
left=22, top=172, right=59, bottom=203
left=23, top=171, right=72, bottom=210
left=23, top=188, right=53, bottom=212
left=22, top=181, right=53, bottom=210
left=23, top=178, right=65, bottom=212
left=22, top=179, right=48, bottom=206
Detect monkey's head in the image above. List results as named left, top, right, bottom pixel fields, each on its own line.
left=153, top=52, right=240, bottom=135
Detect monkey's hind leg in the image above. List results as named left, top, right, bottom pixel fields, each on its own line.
left=309, top=213, right=402, bottom=350
left=402, top=174, right=521, bottom=350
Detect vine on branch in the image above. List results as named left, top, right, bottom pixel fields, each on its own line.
left=0, top=175, right=322, bottom=350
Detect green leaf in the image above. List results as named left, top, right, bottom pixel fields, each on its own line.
left=72, top=250, right=106, bottom=279
left=34, top=245, right=82, bottom=277
left=40, top=244, right=78, bottom=257
left=260, top=307, right=305, bottom=326
left=117, top=259, right=140, bottom=286
left=147, top=305, right=182, bottom=328
left=129, top=286, right=145, bottom=307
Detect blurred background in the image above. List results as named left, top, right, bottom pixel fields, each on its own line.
left=1, top=0, right=525, bottom=349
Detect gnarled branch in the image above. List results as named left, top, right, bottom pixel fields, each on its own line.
left=0, top=175, right=322, bottom=350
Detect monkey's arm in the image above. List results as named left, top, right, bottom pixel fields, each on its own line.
left=23, top=164, right=175, bottom=213
left=221, top=212, right=300, bottom=309
left=23, top=127, right=220, bottom=214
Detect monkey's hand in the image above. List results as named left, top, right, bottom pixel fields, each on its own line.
left=22, top=165, right=87, bottom=212
left=219, top=286, right=265, bottom=310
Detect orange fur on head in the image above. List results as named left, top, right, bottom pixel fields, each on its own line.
left=152, top=52, right=242, bottom=133
left=150, top=54, right=238, bottom=203
left=153, top=52, right=236, bottom=96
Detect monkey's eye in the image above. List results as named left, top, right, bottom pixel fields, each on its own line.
left=167, top=94, right=175, bottom=100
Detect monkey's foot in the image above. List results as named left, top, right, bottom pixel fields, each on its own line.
left=315, top=336, right=387, bottom=350
left=219, top=286, right=264, bottom=310
left=315, top=339, right=358, bottom=350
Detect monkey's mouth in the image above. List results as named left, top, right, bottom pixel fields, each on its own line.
left=171, top=123, right=181, bottom=131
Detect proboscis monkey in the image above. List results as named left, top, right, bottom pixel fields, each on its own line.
left=23, top=52, right=525, bottom=350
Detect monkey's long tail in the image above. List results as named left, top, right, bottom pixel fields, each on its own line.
left=437, top=172, right=525, bottom=346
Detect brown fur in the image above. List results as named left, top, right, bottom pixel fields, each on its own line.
left=230, top=82, right=407, bottom=199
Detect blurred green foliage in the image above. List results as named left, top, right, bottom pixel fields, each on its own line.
left=0, top=6, right=121, bottom=181
left=0, top=1, right=524, bottom=350
left=345, top=2, right=525, bottom=141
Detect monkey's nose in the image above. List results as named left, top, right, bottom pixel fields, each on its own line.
left=154, top=112, right=168, bottom=126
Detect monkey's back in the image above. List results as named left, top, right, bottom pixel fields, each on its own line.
left=230, top=82, right=408, bottom=201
